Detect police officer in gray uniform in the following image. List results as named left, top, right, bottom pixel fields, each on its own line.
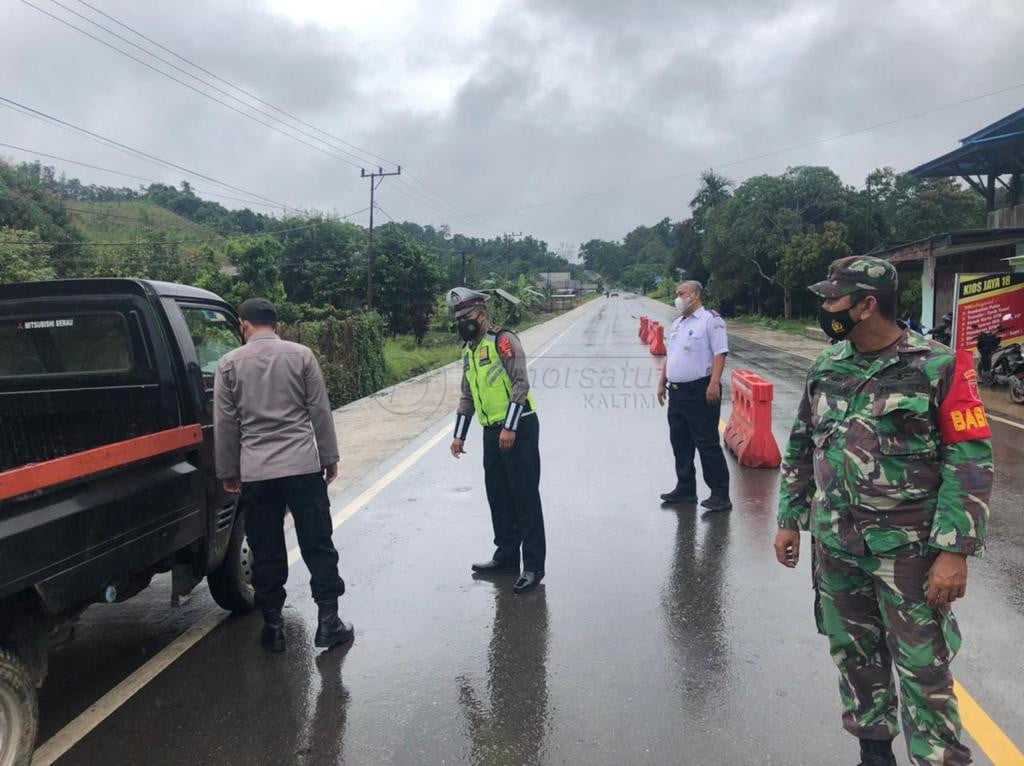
left=657, top=281, right=732, bottom=511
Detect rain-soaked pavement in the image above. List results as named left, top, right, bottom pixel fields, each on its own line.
left=34, top=297, right=1024, bottom=765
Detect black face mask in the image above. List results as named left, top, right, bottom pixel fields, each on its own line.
left=818, top=306, right=859, bottom=340
left=457, top=318, right=480, bottom=342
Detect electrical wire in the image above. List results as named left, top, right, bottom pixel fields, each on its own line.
left=60, top=0, right=474, bottom=221
left=0, top=97, right=301, bottom=212
left=389, top=178, right=481, bottom=229
left=469, top=80, right=1024, bottom=216
left=0, top=141, right=297, bottom=211
left=72, top=0, right=396, bottom=169
left=20, top=0, right=370, bottom=172
left=0, top=207, right=371, bottom=246
left=373, top=204, right=394, bottom=223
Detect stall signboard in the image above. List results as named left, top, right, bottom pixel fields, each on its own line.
left=951, top=272, right=1024, bottom=352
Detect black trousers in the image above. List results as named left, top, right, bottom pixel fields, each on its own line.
left=667, top=377, right=730, bottom=498
left=241, top=472, right=345, bottom=614
left=482, top=414, right=546, bottom=572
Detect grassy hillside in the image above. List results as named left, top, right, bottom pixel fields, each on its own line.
left=68, top=201, right=225, bottom=247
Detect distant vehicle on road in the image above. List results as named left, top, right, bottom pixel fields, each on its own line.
left=609, top=291, right=619, bottom=297
left=0, top=279, right=254, bottom=764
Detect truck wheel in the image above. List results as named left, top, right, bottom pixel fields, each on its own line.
left=0, top=647, right=36, bottom=766
left=207, top=509, right=256, bottom=614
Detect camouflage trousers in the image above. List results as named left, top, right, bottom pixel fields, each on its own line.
left=813, top=539, right=972, bottom=766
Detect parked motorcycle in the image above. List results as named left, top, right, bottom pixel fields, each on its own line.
left=974, top=320, right=1024, bottom=386
left=928, top=313, right=953, bottom=346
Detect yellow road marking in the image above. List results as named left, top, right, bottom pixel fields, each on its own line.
left=955, top=681, right=1024, bottom=765
left=720, top=421, right=1024, bottom=762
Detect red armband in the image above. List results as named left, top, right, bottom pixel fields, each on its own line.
left=938, top=350, right=992, bottom=444
left=498, top=335, right=514, bottom=359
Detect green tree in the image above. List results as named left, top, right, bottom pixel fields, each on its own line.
left=199, top=237, right=285, bottom=307
left=776, top=222, right=852, bottom=318
left=372, top=225, right=443, bottom=341
left=703, top=167, right=851, bottom=315
left=277, top=217, right=367, bottom=310
left=0, top=228, right=56, bottom=284
left=690, top=169, right=733, bottom=231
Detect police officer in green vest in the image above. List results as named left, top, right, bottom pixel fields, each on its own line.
left=448, top=287, right=546, bottom=594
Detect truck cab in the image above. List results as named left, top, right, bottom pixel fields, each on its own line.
left=0, top=279, right=255, bottom=765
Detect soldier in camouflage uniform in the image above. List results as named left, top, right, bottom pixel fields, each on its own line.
left=773, top=256, right=993, bottom=766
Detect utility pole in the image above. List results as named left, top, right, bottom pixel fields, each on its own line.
left=361, top=165, right=401, bottom=309
left=502, top=231, right=523, bottom=281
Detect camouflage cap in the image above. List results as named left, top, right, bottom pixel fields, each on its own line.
left=808, top=255, right=898, bottom=298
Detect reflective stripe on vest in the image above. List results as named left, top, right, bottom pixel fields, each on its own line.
left=464, top=332, right=537, bottom=427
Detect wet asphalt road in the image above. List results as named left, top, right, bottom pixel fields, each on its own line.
left=37, top=296, right=1023, bottom=765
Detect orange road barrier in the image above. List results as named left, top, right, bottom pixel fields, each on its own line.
left=639, top=316, right=650, bottom=342
left=649, top=323, right=667, bottom=356
left=638, top=317, right=655, bottom=344
left=0, top=425, right=204, bottom=502
left=724, top=369, right=781, bottom=468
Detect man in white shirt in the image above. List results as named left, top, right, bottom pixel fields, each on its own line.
left=656, top=281, right=732, bottom=511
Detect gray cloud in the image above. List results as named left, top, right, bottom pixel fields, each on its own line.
left=1, top=0, right=1020, bottom=248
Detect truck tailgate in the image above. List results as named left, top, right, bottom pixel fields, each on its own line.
left=0, top=427, right=206, bottom=612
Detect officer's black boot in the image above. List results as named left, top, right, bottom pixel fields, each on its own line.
left=314, top=601, right=354, bottom=649
left=260, top=610, right=286, bottom=653
left=660, top=486, right=698, bottom=504
left=857, top=738, right=897, bottom=766
left=701, top=495, right=733, bottom=512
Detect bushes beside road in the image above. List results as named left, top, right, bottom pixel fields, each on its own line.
left=281, top=313, right=388, bottom=408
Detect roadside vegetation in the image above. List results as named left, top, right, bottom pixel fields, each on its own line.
left=585, top=167, right=985, bottom=322
left=0, top=159, right=595, bottom=405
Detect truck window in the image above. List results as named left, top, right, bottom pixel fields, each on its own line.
left=180, top=307, right=241, bottom=383
left=0, top=314, right=132, bottom=377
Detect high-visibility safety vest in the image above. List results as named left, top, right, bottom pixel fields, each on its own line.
left=463, top=331, right=537, bottom=427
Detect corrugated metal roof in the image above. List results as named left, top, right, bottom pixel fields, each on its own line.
left=906, top=107, right=1024, bottom=178
left=871, top=228, right=1024, bottom=263
left=480, top=287, right=522, bottom=305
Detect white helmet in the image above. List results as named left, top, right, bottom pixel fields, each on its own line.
left=446, top=287, right=490, bottom=319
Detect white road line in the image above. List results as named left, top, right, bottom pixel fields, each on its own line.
left=987, top=412, right=1024, bottom=431
left=32, top=610, right=225, bottom=766
left=32, top=301, right=594, bottom=766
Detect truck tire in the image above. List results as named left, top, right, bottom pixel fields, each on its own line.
left=0, top=647, right=36, bottom=766
left=207, top=509, right=256, bottom=614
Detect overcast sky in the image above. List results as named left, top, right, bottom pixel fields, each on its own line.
left=1, top=0, right=1021, bottom=252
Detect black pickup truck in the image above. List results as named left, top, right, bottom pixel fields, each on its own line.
left=0, top=279, right=254, bottom=765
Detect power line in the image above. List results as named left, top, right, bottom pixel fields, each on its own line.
left=65, top=205, right=219, bottom=225
left=60, top=0, right=475, bottom=221
left=0, top=141, right=295, bottom=210
left=361, top=166, right=402, bottom=309
left=389, top=178, right=482, bottom=229
left=0, top=208, right=371, bottom=246
left=45, top=0, right=378, bottom=171
left=20, top=0, right=371, bottom=172
left=469, top=80, right=1024, bottom=216
left=402, top=169, right=476, bottom=221
left=373, top=204, right=395, bottom=223
left=0, top=97, right=301, bottom=211
left=72, top=0, right=396, bottom=169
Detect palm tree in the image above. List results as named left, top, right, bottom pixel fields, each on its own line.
left=690, top=169, right=733, bottom=213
